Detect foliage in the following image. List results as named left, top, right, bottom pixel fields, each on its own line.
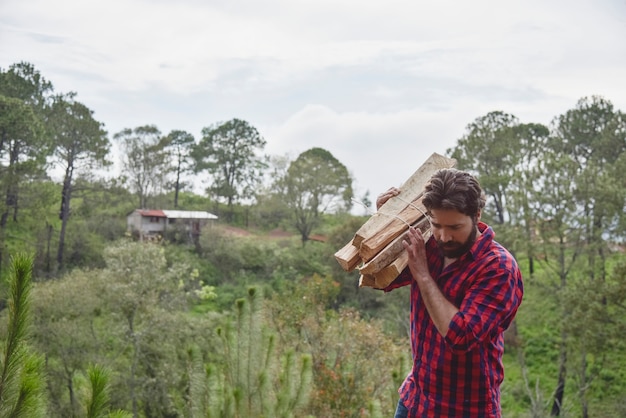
left=205, top=287, right=312, bottom=418
left=192, top=119, right=268, bottom=219
left=268, top=274, right=408, bottom=417
left=161, top=130, right=195, bottom=208
left=114, top=125, right=168, bottom=209
left=84, top=364, right=132, bottom=418
left=0, top=62, right=53, bottom=110
left=48, top=93, right=110, bottom=273
left=27, top=240, right=221, bottom=417
left=197, top=224, right=331, bottom=287
left=280, top=147, right=353, bottom=243
left=448, top=96, right=626, bottom=417
left=252, top=154, right=293, bottom=230
left=0, top=254, right=46, bottom=417
left=0, top=63, right=52, bottom=283
left=448, top=111, right=521, bottom=225
left=1, top=61, right=626, bottom=417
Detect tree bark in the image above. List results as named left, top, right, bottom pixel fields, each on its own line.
left=56, top=165, right=73, bottom=272
left=551, top=329, right=567, bottom=416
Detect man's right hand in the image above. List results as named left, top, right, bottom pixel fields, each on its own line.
left=376, top=187, right=401, bottom=210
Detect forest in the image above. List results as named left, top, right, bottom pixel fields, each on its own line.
left=0, top=61, right=625, bottom=418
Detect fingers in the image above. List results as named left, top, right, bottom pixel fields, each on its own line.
left=403, top=227, right=428, bottom=278
left=376, top=187, right=401, bottom=209
left=403, top=227, right=424, bottom=250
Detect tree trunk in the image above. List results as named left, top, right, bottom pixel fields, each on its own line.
left=1, top=142, right=20, bottom=227
left=67, top=372, right=76, bottom=418
left=493, top=192, right=505, bottom=224
left=45, top=223, right=53, bottom=274
left=580, top=349, right=588, bottom=418
left=174, top=165, right=181, bottom=208
left=56, top=166, right=73, bottom=272
left=128, top=313, right=139, bottom=418
left=551, top=329, right=567, bottom=416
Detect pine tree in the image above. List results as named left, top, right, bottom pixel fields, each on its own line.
left=204, top=286, right=312, bottom=417
left=84, top=364, right=132, bottom=418
left=0, top=253, right=46, bottom=417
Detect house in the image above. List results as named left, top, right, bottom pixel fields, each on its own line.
left=127, top=209, right=218, bottom=241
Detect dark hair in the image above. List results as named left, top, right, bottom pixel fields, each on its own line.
left=422, top=169, right=486, bottom=218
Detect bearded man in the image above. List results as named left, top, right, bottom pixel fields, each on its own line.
left=377, top=169, right=524, bottom=418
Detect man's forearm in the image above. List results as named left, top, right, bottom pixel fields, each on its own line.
left=414, top=275, right=459, bottom=336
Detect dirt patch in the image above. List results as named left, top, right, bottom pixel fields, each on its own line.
left=309, top=234, right=327, bottom=243
left=220, top=226, right=253, bottom=237
left=217, top=226, right=325, bottom=242
left=267, top=228, right=293, bottom=238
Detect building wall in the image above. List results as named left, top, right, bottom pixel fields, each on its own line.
left=140, top=216, right=166, bottom=234
left=127, top=210, right=217, bottom=240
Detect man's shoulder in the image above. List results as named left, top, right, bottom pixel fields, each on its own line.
left=476, top=224, right=518, bottom=265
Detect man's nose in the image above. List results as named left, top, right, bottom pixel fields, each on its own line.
left=439, top=229, right=452, bottom=243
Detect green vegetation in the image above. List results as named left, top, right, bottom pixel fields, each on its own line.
left=0, top=61, right=625, bottom=417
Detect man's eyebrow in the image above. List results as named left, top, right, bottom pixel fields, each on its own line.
left=430, top=220, right=462, bottom=228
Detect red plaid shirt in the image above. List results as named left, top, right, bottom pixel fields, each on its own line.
left=385, top=222, right=523, bottom=417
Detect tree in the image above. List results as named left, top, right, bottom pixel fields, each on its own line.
left=506, top=122, right=550, bottom=274
left=448, top=112, right=552, bottom=272
left=161, top=130, right=195, bottom=208
left=545, top=96, right=626, bottom=417
left=0, top=62, right=52, bottom=279
left=0, top=96, right=46, bottom=279
left=30, top=239, right=213, bottom=417
left=49, top=93, right=109, bottom=273
left=98, top=239, right=204, bottom=417
left=448, top=111, right=521, bottom=225
left=31, top=268, right=105, bottom=417
left=445, top=98, right=626, bottom=416
left=0, top=62, right=54, bottom=225
left=85, top=365, right=132, bottom=418
left=115, top=125, right=168, bottom=209
left=280, top=147, right=353, bottom=244
left=192, top=119, right=267, bottom=220
left=0, top=96, right=46, bottom=227
left=0, top=62, right=52, bottom=111
left=253, top=154, right=292, bottom=229
left=0, top=253, right=46, bottom=417
left=267, top=274, right=407, bottom=416
left=207, top=287, right=312, bottom=418
left=553, top=96, right=626, bottom=279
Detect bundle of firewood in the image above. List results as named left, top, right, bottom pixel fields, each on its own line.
left=334, top=153, right=456, bottom=289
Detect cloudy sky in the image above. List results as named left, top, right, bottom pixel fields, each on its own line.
left=1, top=0, right=625, bottom=208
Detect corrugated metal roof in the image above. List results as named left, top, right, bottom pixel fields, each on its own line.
left=137, top=209, right=166, bottom=217
left=162, top=210, right=218, bottom=220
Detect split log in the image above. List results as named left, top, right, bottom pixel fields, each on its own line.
left=358, top=274, right=377, bottom=288
left=371, top=226, right=432, bottom=288
left=359, top=197, right=427, bottom=261
left=373, top=250, right=408, bottom=289
left=359, top=229, right=410, bottom=275
left=359, top=216, right=430, bottom=275
left=334, top=241, right=361, bottom=271
left=352, top=153, right=455, bottom=247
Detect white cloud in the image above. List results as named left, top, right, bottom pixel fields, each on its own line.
left=264, top=104, right=472, bottom=200
left=1, top=0, right=625, bottom=210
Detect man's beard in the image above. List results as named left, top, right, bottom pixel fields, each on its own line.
left=437, top=221, right=478, bottom=259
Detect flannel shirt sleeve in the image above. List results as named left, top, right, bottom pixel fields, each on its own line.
left=444, top=255, right=523, bottom=353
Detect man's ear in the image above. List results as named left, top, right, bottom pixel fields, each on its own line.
left=476, top=210, right=482, bottom=222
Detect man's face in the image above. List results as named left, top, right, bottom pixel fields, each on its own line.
left=429, top=208, right=478, bottom=259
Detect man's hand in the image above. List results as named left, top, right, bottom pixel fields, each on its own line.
left=376, top=187, right=401, bottom=210
left=403, top=226, right=459, bottom=337
left=402, top=226, right=430, bottom=281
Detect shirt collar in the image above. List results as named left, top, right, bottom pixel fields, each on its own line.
left=468, top=221, right=493, bottom=260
